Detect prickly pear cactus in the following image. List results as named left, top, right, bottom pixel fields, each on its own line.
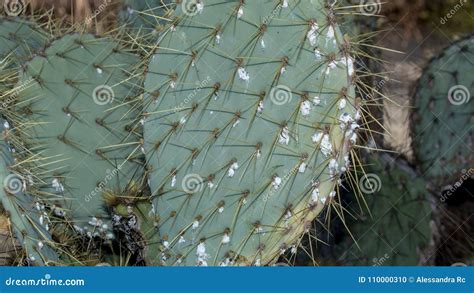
left=412, top=36, right=474, bottom=186
left=143, top=0, right=361, bottom=266
left=11, top=33, right=144, bottom=239
left=0, top=119, right=60, bottom=265
left=336, top=154, right=432, bottom=266
left=118, top=0, right=174, bottom=37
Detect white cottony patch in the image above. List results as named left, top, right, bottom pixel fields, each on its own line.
left=180, top=117, right=187, bottom=125
left=340, top=57, right=355, bottom=76
left=3, top=120, right=9, bottom=129
left=327, top=26, right=335, bottom=40
left=163, top=241, right=170, bottom=249
left=350, top=132, right=358, bottom=144
left=260, top=39, right=266, bottom=49
left=208, top=181, right=214, bottom=189
left=329, top=191, right=337, bottom=198
left=256, top=149, right=261, bottom=159
left=282, top=0, right=289, bottom=8
left=127, top=7, right=134, bottom=14
left=279, top=126, right=290, bottom=145
left=222, top=233, right=230, bottom=244
left=311, top=188, right=320, bottom=203
left=314, top=48, right=322, bottom=60
left=218, top=206, right=225, bottom=213
left=254, top=259, right=261, bottom=266
left=350, top=122, right=360, bottom=131
left=320, top=134, right=333, bottom=157
left=326, top=60, right=338, bottom=75
left=328, top=159, right=339, bottom=178
left=339, top=98, right=347, bottom=110
left=307, top=23, right=319, bottom=46
left=291, top=245, right=297, bottom=254
left=192, top=220, right=199, bottom=229
left=284, top=210, right=292, bottom=220
left=299, top=162, right=307, bottom=173
left=215, top=33, right=221, bottom=44
left=196, top=242, right=209, bottom=266
left=313, top=96, right=321, bottom=106
left=272, top=176, right=282, bottom=190
left=228, top=162, right=239, bottom=177
left=88, top=217, right=102, bottom=227
left=320, top=196, right=327, bottom=204
left=257, top=101, right=264, bottom=114
left=38, top=241, right=43, bottom=249
left=171, top=175, right=177, bottom=187
left=51, top=178, right=64, bottom=192
left=312, top=131, right=323, bottom=143
left=196, top=1, right=204, bottom=14
left=232, top=119, right=240, bottom=128
left=300, top=100, right=311, bottom=116
left=237, top=6, right=243, bottom=19
left=170, top=81, right=176, bottom=89
left=220, top=258, right=233, bottom=266
left=280, top=67, right=286, bottom=75
left=339, top=112, right=354, bottom=129
left=96, top=68, right=103, bottom=75
left=355, top=110, right=362, bottom=121
left=238, top=67, right=250, bottom=82
left=178, top=236, right=186, bottom=244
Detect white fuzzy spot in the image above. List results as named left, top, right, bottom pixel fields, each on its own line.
left=280, top=67, right=286, bottom=75
left=196, top=2, right=204, bottom=14
left=238, top=67, right=250, bottom=82
left=350, top=132, right=358, bottom=144
left=237, top=6, right=243, bottom=19
left=257, top=101, right=264, bottom=114
left=3, top=121, right=9, bottom=129
left=218, top=206, right=225, bottom=213
left=180, top=117, right=187, bottom=125
left=320, top=134, right=332, bottom=157
left=328, top=159, right=339, bottom=178
left=37, top=241, right=43, bottom=249
left=215, top=33, right=221, bottom=44
left=314, top=48, right=322, bottom=60
left=272, top=176, right=282, bottom=190
left=171, top=175, right=177, bottom=187
left=192, top=220, right=199, bottom=229
left=340, top=57, right=355, bottom=76
left=228, top=162, right=239, bottom=177
left=311, top=188, right=320, bottom=203
left=300, top=100, right=311, bottom=116
left=178, top=236, right=186, bottom=244
left=170, top=81, right=176, bottom=89
left=282, top=0, right=289, bottom=8
left=329, top=191, right=337, bottom=198
left=260, top=39, right=266, bottom=49
left=232, top=119, right=240, bottom=128
left=254, top=259, right=261, bottom=266
left=313, top=96, right=321, bottom=106
left=327, top=26, right=335, bottom=39
left=307, top=23, right=319, bottom=46
left=96, top=68, right=103, bottom=75
left=299, top=162, right=307, bottom=173
left=291, top=245, right=297, bottom=254
left=312, top=131, right=323, bottom=143
left=196, top=242, right=209, bottom=266
left=339, top=98, right=347, bottom=110
left=222, top=233, right=230, bottom=244
left=51, top=178, right=64, bottom=192
left=163, top=241, right=170, bottom=249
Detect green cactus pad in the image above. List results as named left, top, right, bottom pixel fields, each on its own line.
left=143, top=0, right=361, bottom=266
left=12, top=33, right=144, bottom=238
left=0, top=119, right=60, bottom=265
left=336, top=154, right=432, bottom=266
left=412, top=36, right=474, bottom=186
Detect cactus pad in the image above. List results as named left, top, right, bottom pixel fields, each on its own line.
left=412, top=36, right=474, bottom=186
left=12, top=33, right=144, bottom=238
left=143, top=0, right=361, bottom=266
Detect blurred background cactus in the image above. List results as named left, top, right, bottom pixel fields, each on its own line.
left=0, top=0, right=472, bottom=267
